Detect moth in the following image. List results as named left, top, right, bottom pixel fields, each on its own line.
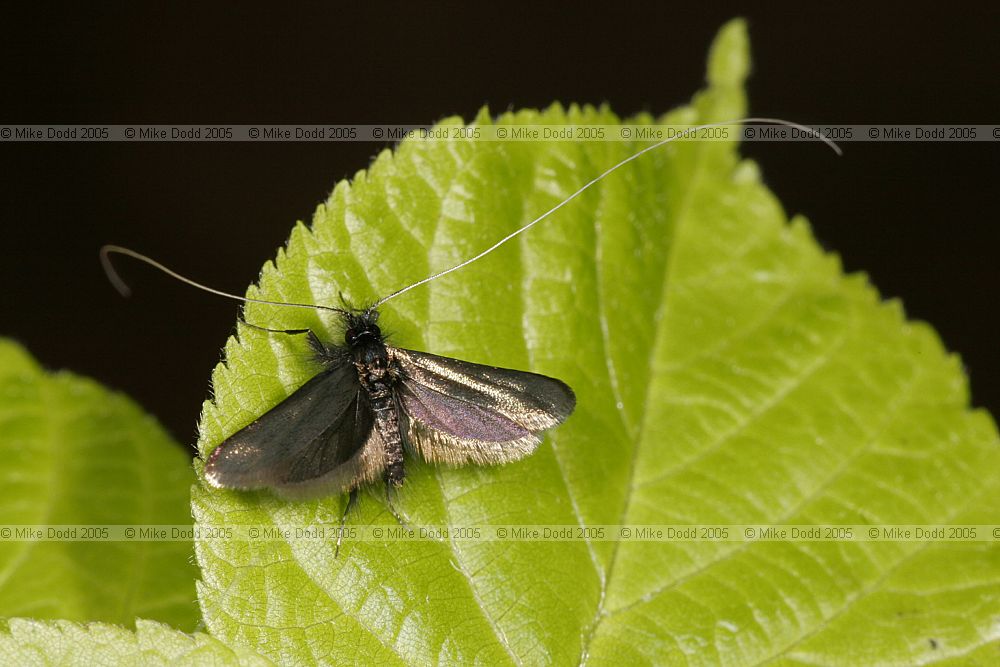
left=201, top=307, right=575, bottom=504
left=101, top=117, right=836, bottom=543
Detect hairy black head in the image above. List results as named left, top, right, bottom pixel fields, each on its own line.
left=343, top=307, right=382, bottom=348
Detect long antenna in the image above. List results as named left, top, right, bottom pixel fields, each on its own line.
left=99, top=245, right=348, bottom=316
left=372, top=117, right=841, bottom=307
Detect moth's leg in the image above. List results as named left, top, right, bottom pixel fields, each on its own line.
left=240, top=320, right=313, bottom=337
left=240, top=321, right=329, bottom=359
left=384, top=482, right=409, bottom=528
left=334, top=488, right=359, bottom=559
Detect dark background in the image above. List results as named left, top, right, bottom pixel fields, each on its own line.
left=2, top=6, right=998, bottom=450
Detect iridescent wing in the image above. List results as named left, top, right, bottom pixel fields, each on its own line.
left=203, top=361, right=387, bottom=499
left=392, top=347, right=576, bottom=466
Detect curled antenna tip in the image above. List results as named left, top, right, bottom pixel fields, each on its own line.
left=99, top=244, right=134, bottom=297
left=749, top=117, right=842, bottom=156
left=824, top=136, right=844, bottom=157
left=97, top=243, right=350, bottom=317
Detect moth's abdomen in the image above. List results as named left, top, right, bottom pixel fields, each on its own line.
left=368, top=380, right=405, bottom=486
left=354, top=340, right=406, bottom=487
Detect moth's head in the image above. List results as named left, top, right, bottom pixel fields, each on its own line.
left=343, top=307, right=382, bottom=347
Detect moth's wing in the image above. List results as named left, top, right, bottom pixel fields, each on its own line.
left=392, top=347, right=576, bottom=466
left=204, top=362, right=386, bottom=499
left=272, top=417, right=389, bottom=501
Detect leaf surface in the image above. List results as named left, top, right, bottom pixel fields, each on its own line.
left=0, top=340, right=199, bottom=630
left=193, top=20, right=1000, bottom=665
left=0, top=618, right=271, bottom=665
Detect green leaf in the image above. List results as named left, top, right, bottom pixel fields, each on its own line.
left=0, top=340, right=199, bottom=630
left=193, top=19, right=1000, bottom=665
left=0, top=618, right=272, bottom=665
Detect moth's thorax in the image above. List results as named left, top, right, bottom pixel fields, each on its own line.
left=350, top=336, right=390, bottom=371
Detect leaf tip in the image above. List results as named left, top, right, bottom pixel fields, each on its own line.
left=707, top=18, right=750, bottom=88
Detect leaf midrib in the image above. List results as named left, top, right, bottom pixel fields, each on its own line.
left=580, top=120, right=716, bottom=664
left=424, top=136, right=530, bottom=666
